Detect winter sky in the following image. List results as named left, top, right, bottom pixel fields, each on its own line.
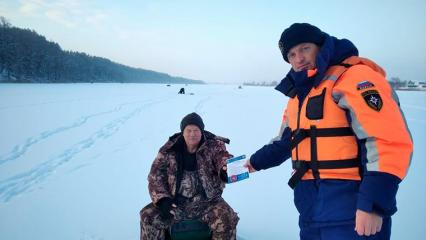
left=1, top=0, right=426, bottom=83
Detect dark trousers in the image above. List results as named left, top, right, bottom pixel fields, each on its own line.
left=300, top=217, right=391, bottom=240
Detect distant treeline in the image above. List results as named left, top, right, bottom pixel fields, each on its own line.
left=243, top=81, right=278, bottom=87
left=0, top=17, right=203, bottom=84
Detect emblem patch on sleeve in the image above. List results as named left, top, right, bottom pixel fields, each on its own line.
left=357, top=80, right=375, bottom=90
left=361, top=90, right=383, bottom=111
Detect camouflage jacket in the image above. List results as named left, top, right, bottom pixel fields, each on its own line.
left=148, top=131, right=232, bottom=204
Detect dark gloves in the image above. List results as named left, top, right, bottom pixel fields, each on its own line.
left=156, top=197, right=174, bottom=220
left=219, top=166, right=228, bottom=183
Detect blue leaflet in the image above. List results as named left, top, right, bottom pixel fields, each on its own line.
left=227, top=155, right=249, bottom=183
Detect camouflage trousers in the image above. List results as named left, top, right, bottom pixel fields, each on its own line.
left=140, top=198, right=239, bottom=240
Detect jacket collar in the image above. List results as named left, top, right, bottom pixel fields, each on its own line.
left=165, top=130, right=230, bottom=153
left=275, top=35, right=359, bottom=98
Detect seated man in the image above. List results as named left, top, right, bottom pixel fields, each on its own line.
left=140, top=112, right=239, bottom=240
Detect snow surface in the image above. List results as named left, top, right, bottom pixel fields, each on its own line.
left=0, top=83, right=425, bottom=239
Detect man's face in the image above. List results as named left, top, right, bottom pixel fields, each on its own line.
left=287, top=43, right=320, bottom=72
left=183, top=125, right=202, bottom=148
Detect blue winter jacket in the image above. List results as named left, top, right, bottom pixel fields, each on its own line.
left=250, top=35, right=401, bottom=226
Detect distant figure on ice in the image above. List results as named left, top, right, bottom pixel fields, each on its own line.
left=140, top=112, right=239, bottom=240
left=178, top=87, right=185, bottom=94
left=244, top=23, right=413, bottom=239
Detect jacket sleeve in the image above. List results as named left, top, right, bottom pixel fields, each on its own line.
left=147, top=151, right=172, bottom=204
left=213, top=140, right=233, bottom=174
left=250, top=121, right=292, bottom=171
left=333, top=65, right=413, bottom=216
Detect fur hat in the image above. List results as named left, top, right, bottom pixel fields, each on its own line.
left=278, top=23, right=326, bottom=62
left=180, top=112, right=205, bottom=132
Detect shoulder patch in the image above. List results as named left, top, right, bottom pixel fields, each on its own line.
left=356, top=80, right=375, bottom=90
left=361, top=90, right=383, bottom=111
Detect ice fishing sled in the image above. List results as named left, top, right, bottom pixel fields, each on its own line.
left=166, top=219, right=211, bottom=240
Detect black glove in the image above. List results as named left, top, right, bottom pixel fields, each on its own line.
left=157, top=197, right=174, bottom=220
left=219, top=167, right=228, bottom=183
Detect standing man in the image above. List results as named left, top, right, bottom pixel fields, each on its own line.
left=140, top=112, right=239, bottom=240
left=245, top=23, right=413, bottom=239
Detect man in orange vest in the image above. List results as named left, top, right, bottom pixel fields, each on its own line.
left=245, top=23, right=413, bottom=239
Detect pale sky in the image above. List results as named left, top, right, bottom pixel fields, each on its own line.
left=1, top=0, right=425, bottom=83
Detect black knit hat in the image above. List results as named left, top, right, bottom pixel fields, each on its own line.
left=278, top=23, right=327, bottom=62
left=180, top=112, right=205, bottom=132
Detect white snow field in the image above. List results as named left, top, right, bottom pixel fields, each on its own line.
left=0, top=83, right=425, bottom=239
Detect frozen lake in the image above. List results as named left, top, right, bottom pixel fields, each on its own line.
left=0, top=83, right=425, bottom=239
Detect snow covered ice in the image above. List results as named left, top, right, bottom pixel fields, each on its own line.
left=0, top=83, right=425, bottom=239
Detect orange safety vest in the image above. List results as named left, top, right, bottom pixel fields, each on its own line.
left=285, top=57, right=387, bottom=188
